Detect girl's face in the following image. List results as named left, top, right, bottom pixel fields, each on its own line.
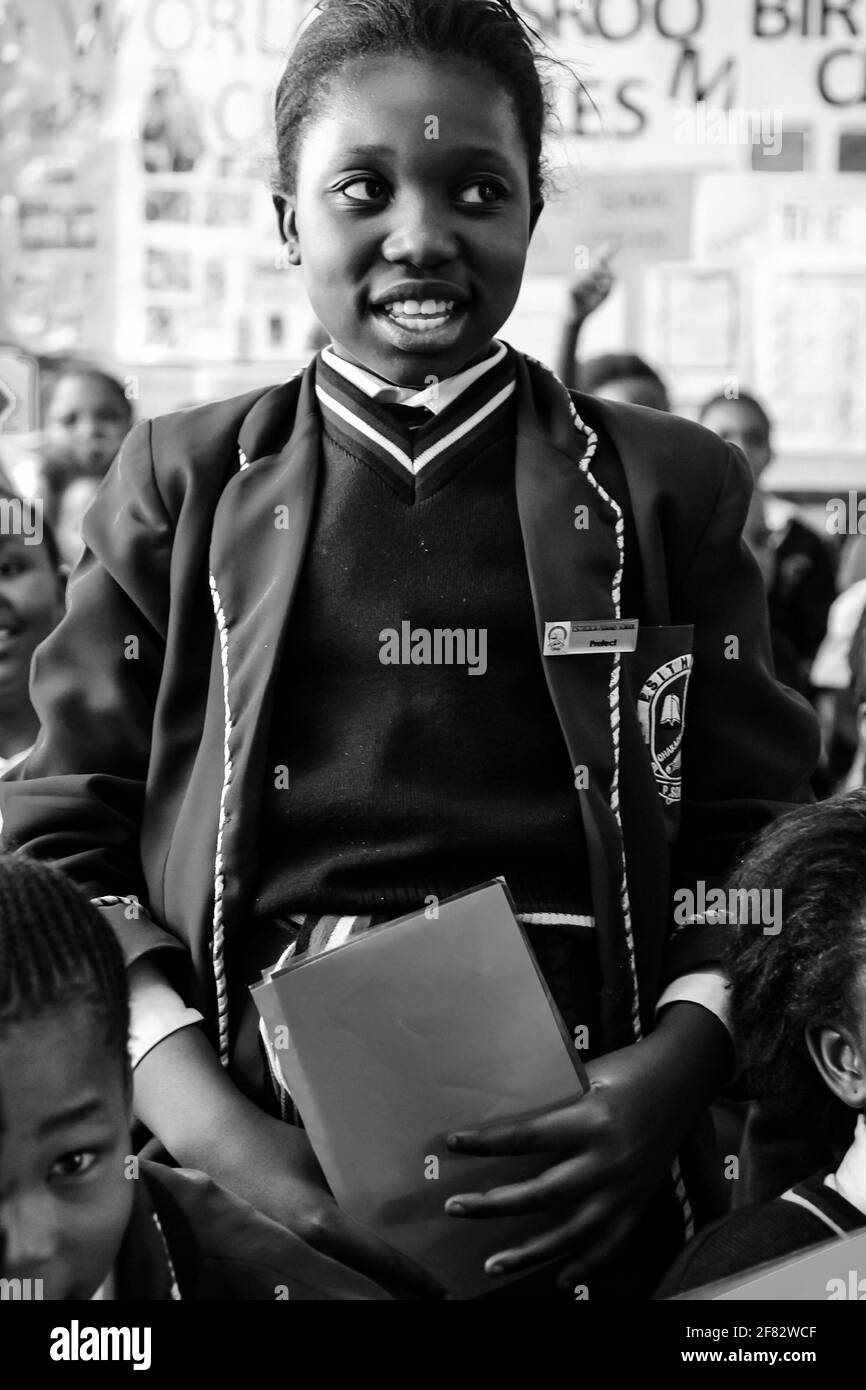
left=284, top=56, right=538, bottom=386
left=0, top=1008, right=133, bottom=1300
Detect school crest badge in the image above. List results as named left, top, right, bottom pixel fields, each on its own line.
left=637, top=654, right=692, bottom=804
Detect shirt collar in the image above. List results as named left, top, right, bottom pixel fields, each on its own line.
left=824, top=1112, right=866, bottom=1217
left=320, top=342, right=507, bottom=416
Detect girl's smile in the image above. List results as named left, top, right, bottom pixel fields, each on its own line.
left=280, top=57, right=539, bottom=387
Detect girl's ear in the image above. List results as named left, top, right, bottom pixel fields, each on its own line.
left=272, top=194, right=302, bottom=266
left=805, top=1023, right=866, bottom=1110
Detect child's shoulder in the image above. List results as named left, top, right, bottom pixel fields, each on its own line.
left=572, top=389, right=738, bottom=469
left=148, top=374, right=307, bottom=462
left=569, top=388, right=749, bottom=513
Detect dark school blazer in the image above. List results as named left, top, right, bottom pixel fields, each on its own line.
left=115, top=1160, right=391, bottom=1299
left=0, top=350, right=818, bottom=1065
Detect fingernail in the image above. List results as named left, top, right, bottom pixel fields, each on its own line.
left=445, top=1199, right=465, bottom=1215
left=485, top=1259, right=507, bottom=1276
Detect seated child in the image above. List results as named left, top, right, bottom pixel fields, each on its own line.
left=0, top=853, right=390, bottom=1300
left=657, top=792, right=866, bottom=1295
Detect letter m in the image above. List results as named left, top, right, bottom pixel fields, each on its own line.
left=438, top=629, right=465, bottom=666
left=0, top=1278, right=24, bottom=1299
left=670, top=46, right=737, bottom=107
left=730, top=887, right=760, bottom=924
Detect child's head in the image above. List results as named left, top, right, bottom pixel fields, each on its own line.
left=0, top=489, right=65, bottom=714
left=43, top=367, right=132, bottom=475
left=0, top=857, right=133, bottom=1299
left=726, top=793, right=866, bottom=1127
left=699, top=391, right=772, bottom=480
left=273, top=0, right=549, bottom=385
left=581, top=353, right=670, bottom=412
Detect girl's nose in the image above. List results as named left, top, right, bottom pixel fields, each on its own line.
left=381, top=196, right=458, bottom=267
left=1, top=1192, right=59, bottom=1276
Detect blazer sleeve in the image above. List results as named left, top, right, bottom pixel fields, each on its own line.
left=662, top=443, right=820, bottom=986
left=0, top=419, right=188, bottom=972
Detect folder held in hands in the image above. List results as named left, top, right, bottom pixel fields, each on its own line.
left=251, top=880, right=589, bottom=1298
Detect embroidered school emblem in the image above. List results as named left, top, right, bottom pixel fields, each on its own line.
left=637, top=654, right=693, bottom=804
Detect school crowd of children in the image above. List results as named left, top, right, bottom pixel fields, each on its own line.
left=1, top=0, right=865, bottom=1302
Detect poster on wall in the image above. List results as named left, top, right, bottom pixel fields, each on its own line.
left=754, top=261, right=866, bottom=457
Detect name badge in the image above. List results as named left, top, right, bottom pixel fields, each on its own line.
left=543, top=619, right=639, bottom=656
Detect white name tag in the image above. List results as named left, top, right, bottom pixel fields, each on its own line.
left=543, top=619, right=639, bottom=655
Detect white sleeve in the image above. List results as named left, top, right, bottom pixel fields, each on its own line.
left=127, top=958, right=203, bottom=1069
left=655, top=969, right=731, bottom=1035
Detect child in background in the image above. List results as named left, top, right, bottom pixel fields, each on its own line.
left=41, top=366, right=134, bottom=567
left=657, top=793, right=866, bottom=1295
left=0, top=0, right=817, bottom=1299
left=553, top=243, right=672, bottom=410
left=0, top=489, right=65, bottom=776
left=0, top=854, right=389, bottom=1301
left=42, top=366, right=133, bottom=477
left=699, top=391, right=836, bottom=681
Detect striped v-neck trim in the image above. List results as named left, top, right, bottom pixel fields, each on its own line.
left=314, top=347, right=516, bottom=496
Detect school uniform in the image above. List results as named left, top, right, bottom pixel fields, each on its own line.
left=656, top=1114, right=866, bottom=1297
left=0, top=345, right=818, bottom=1294
left=106, top=1159, right=391, bottom=1300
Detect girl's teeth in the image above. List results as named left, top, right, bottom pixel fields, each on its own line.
left=385, top=299, right=455, bottom=317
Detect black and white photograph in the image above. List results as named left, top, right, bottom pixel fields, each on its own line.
left=0, top=0, right=865, bottom=1368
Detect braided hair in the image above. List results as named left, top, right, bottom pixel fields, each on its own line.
left=274, top=0, right=550, bottom=205
left=0, top=855, right=129, bottom=1085
left=725, top=791, right=866, bottom=1121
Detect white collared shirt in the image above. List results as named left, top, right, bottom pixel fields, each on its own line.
left=320, top=341, right=507, bottom=415
left=825, top=1112, right=866, bottom=1217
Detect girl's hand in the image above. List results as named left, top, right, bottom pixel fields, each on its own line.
left=231, top=1111, right=448, bottom=1301
left=134, top=1025, right=446, bottom=1299
left=443, top=1002, right=732, bottom=1289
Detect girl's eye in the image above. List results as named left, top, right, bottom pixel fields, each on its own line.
left=0, top=561, right=25, bottom=578
left=50, top=1150, right=98, bottom=1180
left=457, top=180, right=508, bottom=206
left=339, top=177, right=389, bottom=203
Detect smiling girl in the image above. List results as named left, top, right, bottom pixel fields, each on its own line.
left=0, top=0, right=818, bottom=1299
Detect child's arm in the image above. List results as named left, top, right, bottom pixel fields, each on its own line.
left=554, top=244, right=615, bottom=388
left=443, top=1001, right=732, bottom=1285
left=135, top=1025, right=447, bottom=1299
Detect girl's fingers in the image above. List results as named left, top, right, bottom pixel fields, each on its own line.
left=479, top=1207, right=603, bottom=1278
left=447, top=1095, right=595, bottom=1155
left=446, top=1153, right=597, bottom=1219
left=480, top=1194, right=642, bottom=1281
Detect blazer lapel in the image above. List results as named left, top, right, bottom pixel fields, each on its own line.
left=205, top=367, right=321, bottom=969
left=513, top=356, right=639, bottom=1049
